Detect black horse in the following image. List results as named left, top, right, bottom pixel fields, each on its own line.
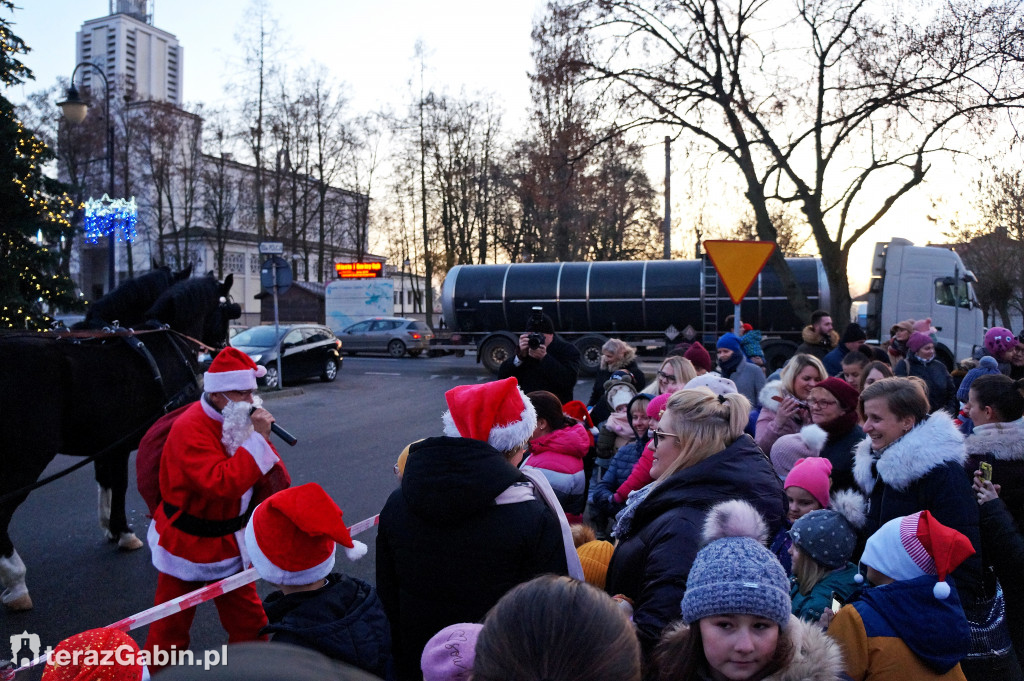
left=73, top=262, right=193, bottom=330
left=0, top=272, right=237, bottom=610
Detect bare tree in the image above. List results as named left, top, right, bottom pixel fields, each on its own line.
left=550, top=0, right=1024, bottom=327
left=731, top=207, right=813, bottom=258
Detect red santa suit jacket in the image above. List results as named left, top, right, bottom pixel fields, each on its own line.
left=147, top=397, right=281, bottom=581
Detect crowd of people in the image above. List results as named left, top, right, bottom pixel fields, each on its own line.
left=37, top=313, right=1024, bottom=681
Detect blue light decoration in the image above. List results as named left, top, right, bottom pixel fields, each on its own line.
left=83, top=194, right=138, bottom=244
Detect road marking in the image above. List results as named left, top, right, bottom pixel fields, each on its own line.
left=365, top=371, right=402, bottom=376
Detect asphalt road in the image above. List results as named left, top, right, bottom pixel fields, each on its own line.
left=1, top=352, right=612, bottom=678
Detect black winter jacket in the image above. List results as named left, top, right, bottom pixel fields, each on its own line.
left=895, top=355, right=957, bottom=415
left=852, top=411, right=982, bottom=596
left=820, top=423, right=864, bottom=493
left=979, top=498, right=1024, bottom=672
left=261, top=573, right=393, bottom=681
left=604, top=434, right=785, bottom=656
left=497, top=335, right=580, bottom=405
left=376, top=437, right=569, bottom=681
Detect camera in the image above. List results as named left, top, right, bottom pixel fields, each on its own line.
left=527, top=333, right=546, bottom=349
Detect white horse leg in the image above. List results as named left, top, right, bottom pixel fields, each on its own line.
left=117, top=531, right=143, bottom=551
left=0, top=550, right=32, bottom=610
left=98, top=484, right=112, bottom=537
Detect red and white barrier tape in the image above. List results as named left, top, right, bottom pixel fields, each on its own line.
left=13, top=513, right=380, bottom=673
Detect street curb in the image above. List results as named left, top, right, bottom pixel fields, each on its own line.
left=258, top=387, right=305, bottom=400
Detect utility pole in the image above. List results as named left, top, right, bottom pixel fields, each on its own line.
left=663, top=136, right=671, bottom=260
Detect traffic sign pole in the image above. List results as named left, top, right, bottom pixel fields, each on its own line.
left=272, top=259, right=282, bottom=390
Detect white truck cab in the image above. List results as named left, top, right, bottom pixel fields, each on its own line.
left=866, top=238, right=984, bottom=366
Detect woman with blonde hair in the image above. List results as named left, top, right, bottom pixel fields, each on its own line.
left=644, top=355, right=697, bottom=396
left=588, top=338, right=646, bottom=425
left=605, top=387, right=785, bottom=659
left=756, top=353, right=827, bottom=453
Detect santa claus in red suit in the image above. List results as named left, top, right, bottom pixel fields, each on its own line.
left=143, top=347, right=289, bottom=663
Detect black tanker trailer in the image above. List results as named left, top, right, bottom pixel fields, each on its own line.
left=440, top=257, right=829, bottom=375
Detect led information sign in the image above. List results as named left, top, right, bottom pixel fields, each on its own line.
left=335, top=261, right=384, bottom=278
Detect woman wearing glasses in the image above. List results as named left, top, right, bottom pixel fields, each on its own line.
left=804, top=377, right=864, bottom=492
left=643, top=356, right=697, bottom=396
left=604, top=388, right=785, bottom=661
left=755, top=354, right=827, bottom=454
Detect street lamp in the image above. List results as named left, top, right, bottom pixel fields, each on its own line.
left=59, top=62, right=116, bottom=292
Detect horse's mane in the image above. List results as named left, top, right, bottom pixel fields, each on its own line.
left=81, top=267, right=172, bottom=328
left=145, top=273, right=231, bottom=344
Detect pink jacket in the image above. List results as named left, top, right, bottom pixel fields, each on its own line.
left=527, top=423, right=591, bottom=474
left=613, top=440, right=655, bottom=503
left=755, top=381, right=803, bottom=453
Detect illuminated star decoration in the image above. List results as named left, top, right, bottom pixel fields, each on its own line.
left=82, top=194, right=138, bottom=244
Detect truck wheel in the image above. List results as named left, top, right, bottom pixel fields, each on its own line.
left=481, top=337, right=516, bottom=375
left=762, top=341, right=799, bottom=374
left=575, top=335, right=607, bottom=377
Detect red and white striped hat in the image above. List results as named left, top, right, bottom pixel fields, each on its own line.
left=860, top=510, right=975, bottom=599
left=244, top=483, right=366, bottom=586
left=204, top=347, right=267, bottom=392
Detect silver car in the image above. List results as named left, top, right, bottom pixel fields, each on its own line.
left=340, top=317, right=434, bottom=358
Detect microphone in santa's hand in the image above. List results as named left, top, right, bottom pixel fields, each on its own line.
left=250, top=406, right=298, bottom=446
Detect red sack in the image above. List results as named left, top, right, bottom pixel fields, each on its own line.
left=136, top=403, right=192, bottom=515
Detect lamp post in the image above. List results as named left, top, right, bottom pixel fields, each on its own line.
left=401, top=258, right=410, bottom=317
left=59, top=62, right=116, bottom=292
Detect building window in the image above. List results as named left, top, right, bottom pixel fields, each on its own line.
left=224, top=251, right=245, bottom=274
left=250, top=254, right=260, bottom=274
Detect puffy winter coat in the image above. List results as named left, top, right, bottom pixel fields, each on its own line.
left=592, top=438, right=647, bottom=516
left=797, top=325, right=838, bottom=359
left=755, top=381, right=807, bottom=454
left=376, top=436, right=569, bottom=681
left=965, top=417, right=1024, bottom=529
left=820, top=422, right=865, bottom=493
left=852, top=411, right=982, bottom=596
left=895, top=355, right=957, bottom=415
left=604, top=434, right=785, bottom=655
left=524, top=422, right=591, bottom=515
left=613, top=441, right=655, bottom=504
left=829, top=576, right=971, bottom=680
left=261, top=573, right=393, bottom=680
left=790, top=563, right=860, bottom=624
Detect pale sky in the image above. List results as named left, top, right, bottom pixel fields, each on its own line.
left=8, top=0, right=1011, bottom=297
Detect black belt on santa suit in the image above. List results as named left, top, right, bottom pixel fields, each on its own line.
left=161, top=498, right=257, bottom=538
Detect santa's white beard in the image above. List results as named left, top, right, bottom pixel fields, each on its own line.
left=222, top=394, right=263, bottom=455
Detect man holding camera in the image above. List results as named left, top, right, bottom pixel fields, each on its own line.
left=497, top=310, right=581, bottom=405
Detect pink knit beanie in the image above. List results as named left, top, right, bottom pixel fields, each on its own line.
left=783, top=457, right=832, bottom=508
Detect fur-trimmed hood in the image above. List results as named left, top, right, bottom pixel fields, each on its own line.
left=656, top=615, right=844, bottom=681
left=853, top=410, right=965, bottom=494
left=759, top=380, right=789, bottom=414
left=965, top=417, right=1024, bottom=461
left=801, top=325, right=840, bottom=349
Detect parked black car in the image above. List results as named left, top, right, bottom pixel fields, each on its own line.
left=230, top=324, right=342, bottom=389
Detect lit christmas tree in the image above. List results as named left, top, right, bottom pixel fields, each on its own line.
left=0, top=0, right=80, bottom=330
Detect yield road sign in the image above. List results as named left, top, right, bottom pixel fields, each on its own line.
left=703, top=240, right=777, bottom=305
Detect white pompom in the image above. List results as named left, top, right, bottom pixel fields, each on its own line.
left=344, top=540, right=368, bottom=561
left=933, top=580, right=951, bottom=599
left=854, top=572, right=864, bottom=584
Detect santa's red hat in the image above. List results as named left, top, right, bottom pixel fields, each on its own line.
left=244, top=483, right=366, bottom=586
left=442, top=377, right=537, bottom=452
left=204, top=347, right=267, bottom=393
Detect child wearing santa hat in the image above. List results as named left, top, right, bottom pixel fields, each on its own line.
left=827, top=510, right=975, bottom=680
left=245, top=482, right=392, bottom=680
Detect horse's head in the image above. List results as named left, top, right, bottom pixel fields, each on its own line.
left=145, top=273, right=237, bottom=347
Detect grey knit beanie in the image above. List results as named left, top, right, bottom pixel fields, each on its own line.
left=680, top=500, right=791, bottom=627
left=789, top=490, right=867, bottom=570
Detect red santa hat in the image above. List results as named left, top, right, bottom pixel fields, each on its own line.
left=442, top=377, right=537, bottom=452
left=42, top=628, right=142, bottom=681
left=244, top=482, right=366, bottom=586
left=204, top=347, right=267, bottom=393
left=859, top=510, right=975, bottom=599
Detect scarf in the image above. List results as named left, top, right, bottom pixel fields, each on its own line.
left=718, top=352, right=743, bottom=379
left=816, top=409, right=860, bottom=440
left=611, top=482, right=656, bottom=539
